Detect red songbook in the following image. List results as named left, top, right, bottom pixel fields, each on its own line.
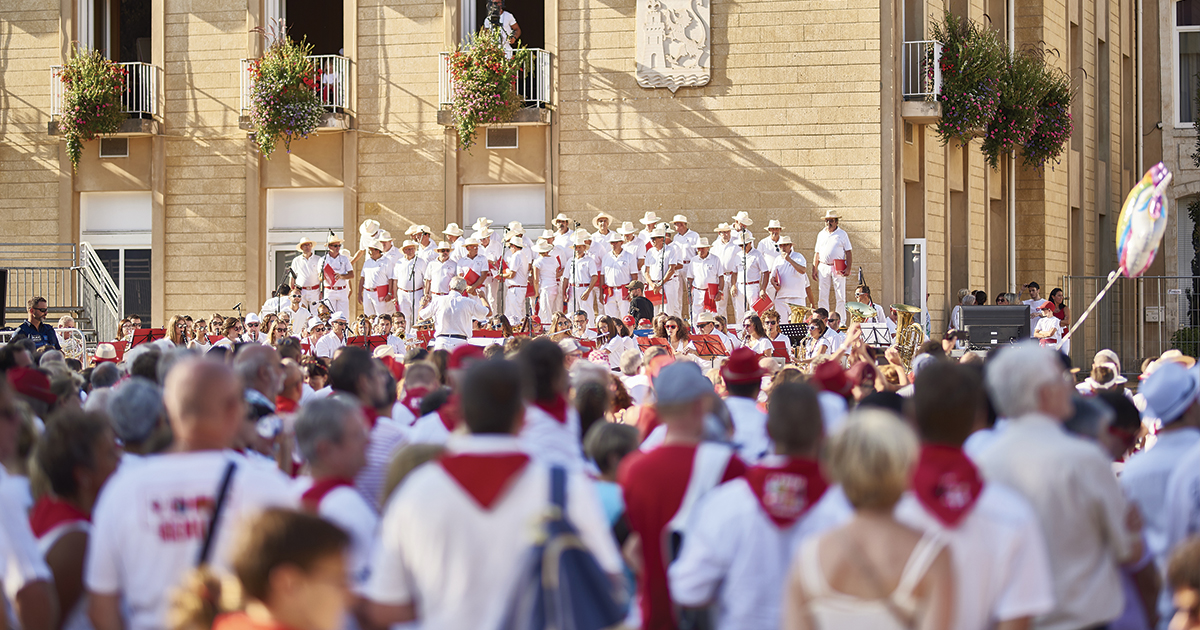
left=472, top=330, right=504, bottom=338
left=692, top=334, right=728, bottom=356
left=601, top=285, right=614, bottom=304
left=346, top=335, right=387, bottom=350
left=373, top=285, right=389, bottom=299
left=415, top=329, right=435, bottom=345
left=833, top=259, right=848, bottom=274
left=636, top=336, right=673, bottom=356
left=752, top=294, right=773, bottom=315
left=463, top=267, right=481, bottom=286
left=207, top=335, right=224, bottom=344
left=323, top=262, right=337, bottom=286
left=703, top=283, right=719, bottom=312
left=130, top=328, right=166, bottom=347
left=771, top=341, right=789, bottom=358
left=645, top=288, right=665, bottom=306
left=525, top=283, right=537, bottom=297
left=579, top=339, right=597, bottom=350
left=621, top=286, right=630, bottom=301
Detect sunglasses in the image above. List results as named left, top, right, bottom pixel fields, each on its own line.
left=765, top=320, right=778, bottom=325
left=32, top=307, right=47, bottom=313
left=328, top=244, right=342, bottom=248
left=291, top=295, right=302, bottom=299
left=248, top=323, right=260, bottom=327
left=665, top=325, right=678, bottom=330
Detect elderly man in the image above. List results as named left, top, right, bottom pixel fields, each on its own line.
left=457, top=237, right=491, bottom=297
left=315, top=311, right=349, bottom=358
left=290, top=238, right=324, bottom=309
left=328, top=347, right=405, bottom=511
left=689, top=237, right=723, bottom=321
left=393, top=240, right=427, bottom=338
left=551, top=212, right=574, bottom=248
left=418, top=277, right=489, bottom=352
left=106, top=377, right=172, bottom=460
left=323, top=234, right=354, bottom=315
left=977, top=343, right=1141, bottom=630
left=811, top=209, right=853, bottom=321
left=730, top=234, right=769, bottom=325
left=771, top=235, right=811, bottom=310
left=643, top=226, right=683, bottom=319
left=563, top=233, right=599, bottom=325
left=500, top=235, right=533, bottom=324
left=359, top=238, right=395, bottom=317
left=602, top=233, right=637, bottom=319
left=86, top=359, right=294, bottom=630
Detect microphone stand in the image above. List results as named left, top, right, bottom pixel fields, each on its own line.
left=408, top=257, right=417, bottom=337
left=740, top=227, right=748, bottom=315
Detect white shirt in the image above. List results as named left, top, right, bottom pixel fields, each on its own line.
left=520, top=402, right=587, bottom=471
left=533, top=254, right=561, bottom=291
left=669, top=474, right=853, bottom=630
left=644, top=246, right=680, bottom=283
left=1120, top=427, right=1200, bottom=568
left=564, top=256, right=595, bottom=288
left=1023, top=299, right=1042, bottom=334
left=393, top=255, right=427, bottom=293
left=426, top=258, right=458, bottom=294
left=772, top=251, right=810, bottom=301
left=324, top=252, right=353, bottom=291
left=602, top=248, right=637, bottom=288
left=284, top=305, right=312, bottom=337
left=293, top=482, right=379, bottom=594
left=504, top=248, right=532, bottom=286
left=976, top=414, right=1136, bottom=630
left=673, top=229, right=700, bottom=264
left=0, top=470, right=52, bottom=618
left=756, top=235, right=783, bottom=267
left=457, top=254, right=490, bottom=286
left=724, top=396, right=770, bottom=463
left=365, top=435, right=622, bottom=630
left=86, top=451, right=295, bottom=630
left=814, top=227, right=852, bottom=263
left=259, top=296, right=287, bottom=316
left=731, top=248, right=769, bottom=289
left=407, top=411, right=453, bottom=445
left=291, top=252, right=324, bottom=288
left=315, top=331, right=347, bottom=358
left=418, top=291, right=489, bottom=337
left=361, top=256, right=392, bottom=291
left=1034, top=315, right=1061, bottom=343
left=622, top=373, right=652, bottom=407
left=357, top=418, right=407, bottom=510
left=418, top=241, right=438, bottom=262
left=690, top=253, right=723, bottom=290
left=895, top=484, right=1055, bottom=630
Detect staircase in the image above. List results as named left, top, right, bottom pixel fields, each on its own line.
left=0, top=242, right=122, bottom=347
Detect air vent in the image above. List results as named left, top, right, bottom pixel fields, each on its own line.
left=99, top=138, right=129, bottom=158
left=486, top=127, right=519, bottom=149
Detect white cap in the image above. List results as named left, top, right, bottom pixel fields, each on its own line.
left=541, top=229, right=557, bottom=240
left=474, top=227, right=494, bottom=238
left=404, top=224, right=422, bottom=236
left=307, top=318, right=324, bottom=332
left=331, top=311, right=348, bottom=323
left=363, top=236, right=381, bottom=251
left=245, top=313, right=261, bottom=324
left=508, top=236, right=525, bottom=248
left=571, top=233, right=589, bottom=246
left=650, top=227, right=667, bottom=239
left=472, top=217, right=494, bottom=229
left=534, top=241, right=554, bottom=253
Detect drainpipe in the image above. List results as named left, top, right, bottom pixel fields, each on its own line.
left=1008, top=0, right=1017, bottom=293
left=1137, top=0, right=1143, bottom=175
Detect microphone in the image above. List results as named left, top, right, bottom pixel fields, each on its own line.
left=232, top=302, right=242, bottom=310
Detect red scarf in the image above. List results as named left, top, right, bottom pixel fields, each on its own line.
left=401, top=387, right=430, bottom=420
left=361, top=405, right=380, bottom=430
left=535, top=395, right=569, bottom=425
left=300, top=478, right=355, bottom=513
left=438, top=394, right=462, bottom=432
left=912, top=444, right=984, bottom=527
left=29, top=497, right=89, bottom=538
left=743, top=458, right=828, bottom=528
left=275, top=395, right=298, bottom=414
left=440, top=453, right=530, bottom=509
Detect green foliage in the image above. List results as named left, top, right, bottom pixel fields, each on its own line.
left=1172, top=326, right=1200, bottom=359
left=447, top=28, right=529, bottom=151
left=931, top=12, right=1006, bottom=147
left=1020, top=67, right=1073, bottom=171
left=981, top=49, right=1049, bottom=169
left=247, top=26, right=326, bottom=158
left=59, top=47, right=127, bottom=171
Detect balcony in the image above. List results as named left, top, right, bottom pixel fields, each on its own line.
left=437, top=48, right=553, bottom=126
left=239, top=55, right=352, bottom=131
left=48, top=62, right=161, bottom=136
left=901, top=40, right=942, bottom=124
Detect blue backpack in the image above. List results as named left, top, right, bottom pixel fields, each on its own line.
left=501, top=466, right=627, bottom=630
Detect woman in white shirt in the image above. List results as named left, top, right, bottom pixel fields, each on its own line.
left=741, top=314, right=774, bottom=356
left=188, top=319, right=212, bottom=350
left=665, top=316, right=700, bottom=359
left=802, top=319, right=835, bottom=361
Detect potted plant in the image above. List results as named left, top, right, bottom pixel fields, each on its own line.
left=1020, top=67, right=1073, bottom=171
left=446, top=27, right=530, bottom=150
left=246, top=25, right=326, bottom=158
left=59, top=47, right=127, bottom=171
left=981, top=49, right=1048, bottom=169
left=931, top=12, right=1005, bottom=147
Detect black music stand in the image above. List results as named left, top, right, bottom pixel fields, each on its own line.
left=779, top=323, right=808, bottom=346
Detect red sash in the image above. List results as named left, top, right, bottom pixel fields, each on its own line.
left=275, top=396, right=298, bottom=414
left=912, top=444, right=984, bottom=527
left=439, top=394, right=462, bottom=432
left=361, top=405, right=380, bottom=430
left=744, top=458, right=828, bottom=528
left=440, top=453, right=531, bottom=510
left=400, top=387, right=429, bottom=419
left=300, top=478, right=355, bottom=513
left=29, top=497, right=89, bottom=538
left=601, top=285, right=614, bottom=304
left=621, top=286, right=630, bottom=301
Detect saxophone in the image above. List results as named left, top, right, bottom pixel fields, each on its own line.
left=891, top=304, right=925, bottom=369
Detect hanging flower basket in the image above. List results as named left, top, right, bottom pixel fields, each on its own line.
left=247, top=26, right=326, bottom=158
left=59, top=47, right=127, bottom=171
left=981, top=50, right=1048, bottom=169
left=447, top=28, right=530, bottom=151
left=931, top=12, right=1005, bottom=147
left=1021, top=70, right=1073, bottom=171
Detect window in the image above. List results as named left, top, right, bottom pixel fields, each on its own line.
left=266, top=188, right=343, bottom=290
left=1177, top=0, right=1200, bottom=124
left=80, top=191, right=153, bottom=319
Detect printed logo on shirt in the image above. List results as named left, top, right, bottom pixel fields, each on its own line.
left=147, top=493, right=216, bottom=542
left=762, top=472, right=808, bottom=519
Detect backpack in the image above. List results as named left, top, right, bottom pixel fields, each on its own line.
left=500, top=466, right=626, bottom=630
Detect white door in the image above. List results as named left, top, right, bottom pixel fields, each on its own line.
left=266, top=188, right=343, bottom=293
left=463, top=184, right=545, bottom=233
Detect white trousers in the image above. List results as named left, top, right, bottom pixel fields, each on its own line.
left=538, top=288, right=559, bottom=324
left=733, top=283, right=762, bottom=327
left=564, top=285, right=595, bottom=326
left=603, top=293, right=630, bottom=320
left=655, top=278, right=682, bottom=319
left=363, top=291, right=395, bottom=317
left=396, top=289, right=423, bottom=336
left=691, top=288, right=716, bottom=324
left=299, top=288, right=322, bottom=311
left=816, top=263, right=847, bottom=321
left=430, top=335, right=468, bottom=352
left=505, top=287, right=531, bottom=323
left=325, top=289, right=350, bottom=317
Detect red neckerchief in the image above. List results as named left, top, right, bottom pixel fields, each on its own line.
left=401, top=387, right=430, bottom=419
left=912, top=444, right=984, bottom=527
left=361, top=405, right=380, bottom=430
left=438, top=394, right=462, bottom=432
left=439, top=452, right=531, bottom=510
left=275, top=396, right=298, bottom=414
left=743, top=458, right=828, bottom=528
left=534, top=395, right=569, bottom=424
left=300, top=478, right=355, bottom=513
left=29, top=497, right=89, bottom=538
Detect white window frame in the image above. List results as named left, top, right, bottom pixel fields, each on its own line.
left=1174, top=0, right=1200, bottom=128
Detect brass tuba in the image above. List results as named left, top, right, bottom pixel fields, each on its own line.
left=787, top=303, right=812, bottom=324
left=845, top=301, right=877, bottom=328
left=891, top=304, right=925, bottom=369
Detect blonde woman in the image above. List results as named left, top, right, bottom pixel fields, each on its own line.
left=166, top=315, right=188, bottom=347
left=268, top=319, right=291, bottom=347
left=189, top=319, right=212, bottom=350
left=783, top=410, right=953, bottom=630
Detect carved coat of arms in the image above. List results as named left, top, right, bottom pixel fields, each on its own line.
left=636, top=0, right=710, bottom=92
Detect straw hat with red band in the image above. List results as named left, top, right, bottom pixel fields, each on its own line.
left=93, top=343, right=120, bottom=364
left=720, top=347, right=767, bottom=384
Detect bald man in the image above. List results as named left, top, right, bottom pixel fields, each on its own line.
left=86, top=358, right=295, bottom=630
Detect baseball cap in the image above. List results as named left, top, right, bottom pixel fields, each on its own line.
left=1142, top=362, right=1200, bottom=424
left=331, top=311, right=348, bottom=323
left=653, top=362, right=714, bottom=406
left=245, top=313, right=261, bottom=324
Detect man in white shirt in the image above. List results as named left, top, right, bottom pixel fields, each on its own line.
left=637, top=211, right=662, bottom=250
left=424, top=241, right=457, bottom=300
left=977, top=343, right=1141, bottom=630
left=392, top=240, right=427, bottom=338
left=771, top=236, right=811, bottom=309
left=323, top=234, right=355, bottom=315
left=551, top=212, right=573, bottom=249
left=618, top=221, right=645, bottom=279
left=0, top=378, right=56, bottom=630
left=315, top=311, right=350, bottom=358
left=365, top=359, right=621, bottom=630
left=730, top=235, right=769, bottom=326
left=898, top=360, right=1054, bottom=630
left=442, top=223, right=465, bottom=261
left=418, top=277, right=489, bottom=352
left=413, top=225, right=437, bottom=262
left=756, top=219, right=784, bottom=269
left=562, top=234, right=599, bottom=325
left=689, top=237, right=724, bottom=323
left=712, top=223, right=737, bottom=317
left=259, top=282, right=291, bottom=316
left=500, top=236, right=532, bottom=324
left=517, top=338, right=588, bottom=469
left=591, top=212, right=615, bottom=261
left=719, top=347, right=771, bottom=462
left=457, top=237, right=491, bottom=297
left=240, top=312, right=269, bottom=344
left=1022, top=281, right=1043, bottom=335
left=377, top=230, right=401, bottom=270
left=375, top=314, right=406, bottom=356
left=643, top=226, right=682, bottom=319
left=282, top=289, right=312, bottom=337
left=86, top=359, right=295, bottom=630
left=290, top=238, right=325, bottom=310
left=359, top=238, right=395, bottom=317
left=811, top=209, right=853, bottom=321
left=602, top=233, right=637, bottom=319
left=531, top=241, right=561, bottom=325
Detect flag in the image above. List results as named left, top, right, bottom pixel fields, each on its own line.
left=752, top=294, right=773, bottom=315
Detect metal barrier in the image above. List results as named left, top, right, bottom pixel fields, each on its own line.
left=902, top=40, right=942, bottom=101
left=51, top=62, right=160, bottom=117
left=0, top=243, right=122, bottom=345
left=1063, top=275, right=1200, bottom=376
left=439, top=48, right=553, bottom=108
left=241, top=55, right=351, bottom=112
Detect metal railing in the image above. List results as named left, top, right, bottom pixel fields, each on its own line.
left=240, top=55, right=351, bottom=112
left=1063, top=275, right=1200, bottom=378
left=79, top=242, right=122, bottom=343
left=51, top=62, right=160, bottom=117
left=439, top=48, right=553, bottom=109
left=902, top=40, right=942, bottom=101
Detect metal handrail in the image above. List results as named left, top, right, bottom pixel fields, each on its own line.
left=240, top=55, right=351, bottom=112
left=439, top=48, right=553, bottom=108
left=50, top=62, right=160, bottom=117
left=78, top=242, right=121, bottom=342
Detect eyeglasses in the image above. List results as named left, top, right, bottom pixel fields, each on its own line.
left=32, top=307, right=47, bottom=313
left=764, top=320, right=778, bottom=325
left=808, top=324, right=820, bottom=329
left=665, top=325, right=678, bottom=330
left=328, top=244, right=342, bottom=249
left=247, top=323, right=260, bottom=328
left=291, top=295, right=302, bottom=299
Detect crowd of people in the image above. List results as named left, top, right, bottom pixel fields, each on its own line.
left=5, top=211, right=1200, bottom=630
